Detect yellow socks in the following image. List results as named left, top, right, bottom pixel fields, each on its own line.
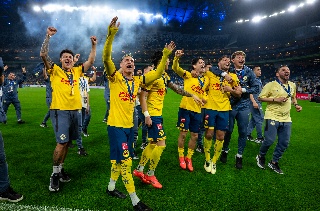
left=186, top=148, right=194, bottom=159
left=178, top=147, right=184, bottom=158
left=212, top=140, right=224, bottom=164
left=149, top=145, right=166, bottom=171
left=140, top=143, right=156, bottom=166
left=204, top=137, right=213, bottom=162
left=121, top=158, right=135, bottom=194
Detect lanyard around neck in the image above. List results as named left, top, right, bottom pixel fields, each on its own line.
left=276, top=78, right=291, bottom=98
left=124, top=77, right=134, bottom=102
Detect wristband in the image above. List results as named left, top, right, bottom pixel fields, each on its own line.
left=273, top=99, right=274, bottom=102
left=241, top=88, right=246, bottom=93
left=294, top=103, right=300, bottom=107
left=221, top=72, right=227, bottom=77
left=143, top=111, right=150, bottom=117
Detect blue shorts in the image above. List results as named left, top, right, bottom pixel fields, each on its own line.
left=148, top=116, right=166, bottom=142
left=50, top=110, right=80, bottom=144
left=176, top=108, right=201, bottom=133
left=204, top=109, right=229, bottom=131
left=107, top=126, right=134, bottom=163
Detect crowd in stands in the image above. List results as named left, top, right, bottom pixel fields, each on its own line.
left=1, top=31, right=320, bottom=95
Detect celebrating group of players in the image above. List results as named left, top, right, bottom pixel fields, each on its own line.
left=35, top=16, right=302, bottom=211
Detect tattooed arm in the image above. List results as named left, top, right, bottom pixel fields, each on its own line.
left=40, top=27, right=57, bottom=70
left=168, top=81, right=204, bottom=105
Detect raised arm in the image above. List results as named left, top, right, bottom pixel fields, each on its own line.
left=144, top=42, right=175, bottom=85
left=172, top=50, right=186, bottom=77
left=82, top=36, right=97, bottom=72
left=89, top=66, right=97, bottom=82
left=102, top=16, right=120, bottom=76
left=40, top=27, right=57, bottom=70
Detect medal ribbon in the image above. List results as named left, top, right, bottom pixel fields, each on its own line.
left=124, top=77, right=134, bottom=102
left=276, top=78, right=291, bottom=98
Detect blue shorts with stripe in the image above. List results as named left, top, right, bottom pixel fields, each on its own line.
left=204, top=109, right=229, bottom=131
left=176, top=108, right=201, bottom=133
left=107, top=126, right=134, bottom=163
left=148, top=116, right=166, bottom=142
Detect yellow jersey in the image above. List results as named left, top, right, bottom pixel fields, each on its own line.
left=179, top=71, right=209, bottom=113
left=48, top=64, right=82, bottom=110
left=259, top=80, right=296, bottom=122
left=204, top=71, right=239, bottom=111
left=143, top=72, right=170, bottom=117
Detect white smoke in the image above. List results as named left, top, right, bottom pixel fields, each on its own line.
left=17, top=1, right=164, bottom=68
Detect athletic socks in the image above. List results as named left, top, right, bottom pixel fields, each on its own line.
left=212, top=140, right=224, bottom=164
left=204, top=137, right=212, bottom=162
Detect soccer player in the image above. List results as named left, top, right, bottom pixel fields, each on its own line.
left=219, top=51, right=259, bottom=169
left=247, top=66, right=265, bottom=144
left=40, top=26, right=97, bottom=192
left=203, top=55, right=241, bottom=174
left=196, top=62, right=212, bottom=153
left=133, top=51, right=202, bottom=188
left=3, top=66, right=26, bottom=124
left=0, top=57, right=23, bottom=202
left=103, top=16, right=175, bottom=211
left=40, top=66, right=52, bottom=128
left=172, top=50, right=209, bottom=172
left=256, top=65, right=302, bottom=174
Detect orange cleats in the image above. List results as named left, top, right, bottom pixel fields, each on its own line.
left=144, top=175, right=163, bottom=189
left=179, top=157, right=186, bottom=169
left=133, top=170, right=149, bottom=184
left=185, top=157, right=194, bottom=172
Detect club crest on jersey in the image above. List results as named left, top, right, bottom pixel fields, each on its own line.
left=122, top=143, right=129, bottom=150
left=157, top=123, right=163, bottom=130
left=243, top=76, right=247, bottom=81
left=180, top=118, right=186, bottom=123
left=270, top=121, right=275, bottom=126
left=205, top=114, right=209, bottom=120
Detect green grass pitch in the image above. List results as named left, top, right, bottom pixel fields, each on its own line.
left=1, top=87, right=319, bottom=210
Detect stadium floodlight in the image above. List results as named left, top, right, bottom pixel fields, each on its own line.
left=245, top=19, right=249, bottom=22
left=236, top=19, right=243, bottom=23
left=306, top=0, right=316, bottom=4
left=279, top=10, right=286, bottom=14
left=33, top=5, right=41, bottom=12
left=298, top=3, right=305, bottom=7
left=288, top=5, right=297, bottom=12
left=252, top=16, right=262, bottom=23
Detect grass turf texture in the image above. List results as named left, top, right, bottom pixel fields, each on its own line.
left=1, top=87, right=319, bottom=211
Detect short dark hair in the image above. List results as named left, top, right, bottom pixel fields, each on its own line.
left=191, top=57, right=203, bottom=69
left=151, top=51, right=163, bottom=67
left=59, top=49, right=74, bottom=58
left=277, top=65, right=288, bottom=72
left=218, top=55, right=229, bottom=62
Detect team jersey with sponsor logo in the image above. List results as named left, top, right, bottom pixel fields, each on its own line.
left=107, top=71, right=144, bottom=128
left=204, top=70, right=239, bottom=111
left=143, top=72, right=170, bottom=117
left=48, top=64, right=82, bottom=110
left=179, top=71, right=209, bottom=113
